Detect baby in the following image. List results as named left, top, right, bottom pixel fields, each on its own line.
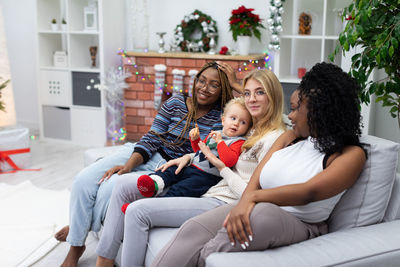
left=122, top=97, right=251, bottom=212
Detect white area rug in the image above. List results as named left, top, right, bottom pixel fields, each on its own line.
left=0, top=181, right=69, bottom=267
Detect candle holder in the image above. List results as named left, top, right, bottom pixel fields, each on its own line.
left=207, top=32, right=218, bottom=55
left=156, top=32, right=167, bottom=53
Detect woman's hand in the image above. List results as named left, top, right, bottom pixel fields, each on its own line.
left=198, top=141, right=226, bottom=171
left=98, top=165, right=131, bottom=184
left=216, top=61, right=241, bottom=94
left=156, top=154, right=191, bottom=174
left=224, top=195, right=256, bottom=249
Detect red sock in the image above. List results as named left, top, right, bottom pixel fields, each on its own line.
left=121, top=203, right=130, bottom=214
left=137, top=175, right=157, bottom=197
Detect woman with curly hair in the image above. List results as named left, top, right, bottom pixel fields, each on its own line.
left=151, top=62, right=367, bottom=267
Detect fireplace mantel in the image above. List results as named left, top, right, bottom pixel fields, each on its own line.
left=123, top=51, right=266, bottom=61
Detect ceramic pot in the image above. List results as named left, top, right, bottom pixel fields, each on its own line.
left=51, top=23, right=58, bottom=31
left=237, top=35, right=251, bottom=56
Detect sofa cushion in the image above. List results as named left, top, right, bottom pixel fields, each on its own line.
left=206, top=220, right=400, bottom=267
left=384, top=173, right=400, bottom=221
left=144, top=228, right=179, bottom=267
left=328, top=135, right=400, bottom=232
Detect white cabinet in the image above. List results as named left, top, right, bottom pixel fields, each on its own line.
left=272, top=0, right=351, bottom=83
left=36, top=0, right=124, bottom=146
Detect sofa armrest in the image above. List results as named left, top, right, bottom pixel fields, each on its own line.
left=83, top=146, right=123, bottom=167
left=206, top=220, right=400, bottom=267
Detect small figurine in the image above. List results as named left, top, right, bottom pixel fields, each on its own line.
left=299, top=12, right=312, bottom=35
left=89, top=46, right=98, bottom=67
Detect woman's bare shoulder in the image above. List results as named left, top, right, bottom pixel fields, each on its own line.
left=276, top=130, right=297, bottom=146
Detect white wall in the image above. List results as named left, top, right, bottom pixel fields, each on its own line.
left=126, top=0, right=270, bottom=53
left=0, top=0, right=38, bottom=132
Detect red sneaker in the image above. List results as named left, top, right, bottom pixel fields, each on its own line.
left=137, top=175, right=157, bottom=197
left=121, top=203, right=130, bottom=214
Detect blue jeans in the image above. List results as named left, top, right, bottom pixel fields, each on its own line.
left=66, top=142, right=166, bottom=246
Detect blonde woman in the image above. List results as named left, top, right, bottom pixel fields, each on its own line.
left=95, top=68, right=286, bottom=267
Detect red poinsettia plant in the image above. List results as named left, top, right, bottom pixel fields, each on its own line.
left=229, top=5, right=265, bottom=41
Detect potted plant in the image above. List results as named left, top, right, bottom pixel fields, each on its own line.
left=61, top=18, right=67, bottom=31
left=229, top=5, right=265, bottom=55
left=330, top=0, right=400, bottom=127
left=0, top=78, right=10, bottom=112
left=51, top=18, right=58, bottom=31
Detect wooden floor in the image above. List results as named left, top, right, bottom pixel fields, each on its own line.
left=0, top=138, right=99, bottom=266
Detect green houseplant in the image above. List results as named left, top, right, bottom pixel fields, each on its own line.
left=330, top=0, right=400, bottom=127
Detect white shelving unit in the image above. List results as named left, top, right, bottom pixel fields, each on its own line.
left=35, top=0, right=124, bottom=146
left=272, top=0, right=351, bottom=83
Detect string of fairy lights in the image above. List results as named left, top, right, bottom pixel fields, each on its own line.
left=118, top=49, right=272, bottom=95
left=115, top=49, right=272, bottom=142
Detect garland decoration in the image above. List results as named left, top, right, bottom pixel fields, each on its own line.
left=173, top=10, right=218, bottom=52
left=267, top=0, right=285, bottom=51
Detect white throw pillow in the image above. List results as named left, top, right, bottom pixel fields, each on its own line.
left=328, top=135, right=400, bottom=232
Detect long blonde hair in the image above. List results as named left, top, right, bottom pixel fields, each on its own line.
left=241, top=69, right=285, bottom=151
left=151, top=61, right=234, bottom=147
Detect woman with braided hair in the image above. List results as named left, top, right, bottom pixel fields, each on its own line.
left=56, top=61, right=235, bottom=267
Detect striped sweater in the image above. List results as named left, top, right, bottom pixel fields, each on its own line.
left=134, top=94, right=222, bottom=163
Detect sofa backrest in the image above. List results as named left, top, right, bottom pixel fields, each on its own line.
left=328, top=135, right=400, bottom=232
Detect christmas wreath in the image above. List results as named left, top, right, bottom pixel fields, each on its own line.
left=173, top=10, right=218, bottom=52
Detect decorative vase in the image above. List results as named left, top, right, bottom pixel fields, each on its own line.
left=207, top=32, right=218, bottom=55
left=237, top=35, right=251, bottom=56
left=156, top=32, right=166, bottom=53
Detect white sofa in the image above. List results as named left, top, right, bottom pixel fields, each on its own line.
left=85, top=135, right=400, bottom=266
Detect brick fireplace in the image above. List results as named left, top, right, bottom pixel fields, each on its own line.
left=122, top=51, right=266, bottom=141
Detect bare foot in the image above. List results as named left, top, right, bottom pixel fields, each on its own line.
left=96, top=256, right=115, bottom=267
left=60, top=245, right=86, bottom=267
left=55, top=225, right=69, bottom=242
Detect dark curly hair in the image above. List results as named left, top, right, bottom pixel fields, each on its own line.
left=298, top=62, right=363, bottom=156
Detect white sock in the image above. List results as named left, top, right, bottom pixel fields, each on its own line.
left=150, top=175, right=165, bottom=196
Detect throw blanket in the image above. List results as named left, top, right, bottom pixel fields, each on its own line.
left=0, top=181, right=69, bottom=267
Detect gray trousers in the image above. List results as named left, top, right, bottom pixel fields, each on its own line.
left=151, top=202, right=328, bottom=267
left=95, top=171, right=225, bottom=267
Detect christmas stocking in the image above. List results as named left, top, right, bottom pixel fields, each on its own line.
left=188, top=69, right=198, bottom=97
left=172, top=69, right=185, bottom=96
left=153, top=64, right=167, bottom=110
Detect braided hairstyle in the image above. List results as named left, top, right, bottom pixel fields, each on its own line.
left=151, top=61, right=234, bottom=147
left=298, top=62, right=363, bottom=155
